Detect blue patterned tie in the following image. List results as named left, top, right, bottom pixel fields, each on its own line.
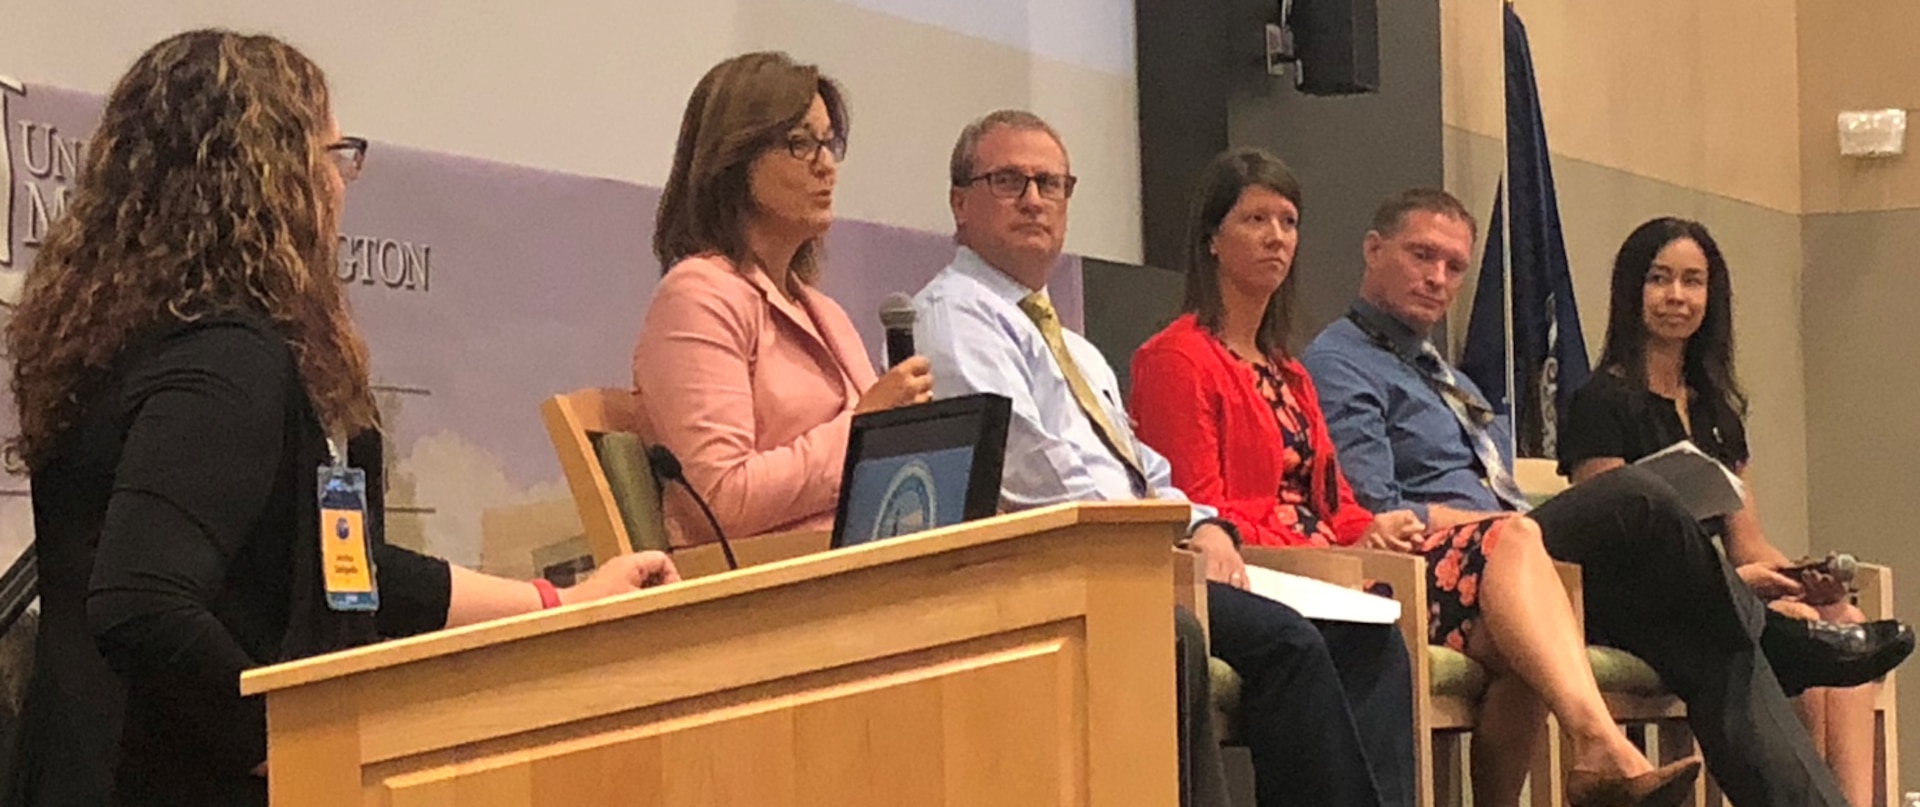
left=1415, top=342, right=1531, bottom=511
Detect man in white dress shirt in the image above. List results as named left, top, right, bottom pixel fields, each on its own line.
left=912, top=109, right=1416, bottom=807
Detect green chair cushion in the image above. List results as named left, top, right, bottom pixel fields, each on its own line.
left=1209, top=656, right=1242, bottom=743
left=1589, top=646, right=1669, bottom=696
left=1210, top=645, right=1493, bottom=744
left=1428, top=646, right=1489, bottom=700
left=588, top=431, right=672, bottom=553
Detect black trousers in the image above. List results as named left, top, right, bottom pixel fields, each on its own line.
left=1206, top=581, right=1415, bottom=807
left=1530, top=465, right=1846, bottom=807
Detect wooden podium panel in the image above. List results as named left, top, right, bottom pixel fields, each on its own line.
left=242, top=502, right=1188, bottom=807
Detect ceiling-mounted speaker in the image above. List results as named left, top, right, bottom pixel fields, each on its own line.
left=1288, top=0, right=1379, bottom=96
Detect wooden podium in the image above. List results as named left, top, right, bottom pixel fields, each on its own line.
left=241, top=501, right=1189, bottom=806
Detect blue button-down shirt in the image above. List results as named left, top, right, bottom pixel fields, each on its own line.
left=913, top=247, right=1210, bottom=524
left=1301, top=301, right=1515, bottom=522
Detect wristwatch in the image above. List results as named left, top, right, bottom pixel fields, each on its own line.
left=1189, top=517, right=1243, bottom=548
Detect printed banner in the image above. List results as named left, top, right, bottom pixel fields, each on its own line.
left=0, top=78, right=1083, bottom=571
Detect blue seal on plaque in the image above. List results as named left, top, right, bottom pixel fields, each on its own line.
left=871, top=459, right=938, bottom=542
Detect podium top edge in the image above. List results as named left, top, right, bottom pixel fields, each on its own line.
left=241, top=500, right=1189, bottom=695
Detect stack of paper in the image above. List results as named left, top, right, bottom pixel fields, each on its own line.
left=1242, top=565, right=1401, bottom=624
left=1635, top=441, right=1747, bottom=520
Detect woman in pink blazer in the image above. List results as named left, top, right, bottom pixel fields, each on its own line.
left=633, top=53, right=931, bottom=546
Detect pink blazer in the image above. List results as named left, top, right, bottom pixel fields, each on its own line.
left=632, top=255, right=878, bottom=546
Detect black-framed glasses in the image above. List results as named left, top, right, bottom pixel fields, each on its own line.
left=326, top=136, right=368, bottom=183
left=784, top=131, right=847, bottom=164
left=963, top=169, right=1077, bottom=201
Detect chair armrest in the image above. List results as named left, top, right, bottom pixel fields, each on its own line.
left=1241, top=546, right=1364, bottom=587
left=670, top=528, right=831, bottom=579
left=1554, top=561, right=1584, bottom=632
left=1172, top=548, right=1209, bottom=641
left=1855, top=562, right=1893, bottom=621
left=1241, top=547, right=1429, bottom=681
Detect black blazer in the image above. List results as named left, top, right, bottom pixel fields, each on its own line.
left=9, top=313, right=449, bottom=806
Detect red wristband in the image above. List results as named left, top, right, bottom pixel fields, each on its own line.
left=532, top=578, right=562, bottom=610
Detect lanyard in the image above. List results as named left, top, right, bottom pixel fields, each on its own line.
left=1343, top=310, right=1495, bottom=428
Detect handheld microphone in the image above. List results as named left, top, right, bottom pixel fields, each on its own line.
left=1827, top=553, right=1859, bottom=585
left=879, top=292, right=917, bottom=368
left=645, top=445, right=738, bottom=571
left=1782, top=552, right=1859, bottom=585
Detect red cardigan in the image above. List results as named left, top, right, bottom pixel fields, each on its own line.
left=1129, top=314, right=1373, bottom=547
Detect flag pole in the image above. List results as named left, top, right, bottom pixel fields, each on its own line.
left=1499, top=145, right=1517, bottom=459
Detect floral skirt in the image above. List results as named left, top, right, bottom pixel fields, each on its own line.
left=1419, top=517, right=1513, bottom=651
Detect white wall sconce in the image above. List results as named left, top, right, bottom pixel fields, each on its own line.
left=1838, top=109, right=1907, bottom=158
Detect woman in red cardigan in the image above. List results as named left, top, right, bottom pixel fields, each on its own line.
left=1129, top=149, right=1698, bottom=807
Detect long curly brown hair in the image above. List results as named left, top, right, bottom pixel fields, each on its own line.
left=3, top=29, right=377, bottom=473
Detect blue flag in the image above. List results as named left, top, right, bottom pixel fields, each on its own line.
left=1460, top=4, right=1589, bottom=459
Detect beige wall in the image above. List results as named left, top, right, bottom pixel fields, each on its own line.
left=1499, top=0, right=1920, bottom=785
left=1798, top=2, right=1920, bottom=789
left=1802, top=208, right=1920, bottom=591
left=1441, top=0, right=1504, bottom=141
left=1799, top=0, right=1920, bottom=214
left=1797, top=2, right=1920, bottom=792
left=0, top=0, right=1143, bottom=262
left=1512, top=0, right=1803, bottom=214
left=1441, top=0, right=1813, bottom=555
left=1440, top=0, right=1505, bottom=275
left=1801, top=209, right=1920, bottom=790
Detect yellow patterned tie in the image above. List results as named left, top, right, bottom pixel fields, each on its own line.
left=1018, top=292, right=1149, bottom=489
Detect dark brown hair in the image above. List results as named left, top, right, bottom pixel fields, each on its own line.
left=653, top=51, right=847, bottom=286
left=1371, top=187, right=1477, bottom=242
left=5, top=29, right=376, bottom=472
left=1181, top=148, right=1305, bottom=357
left=1596, top=217, right=1746, bottom=417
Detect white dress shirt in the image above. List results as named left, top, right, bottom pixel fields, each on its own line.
left=913, top=247, right=1211, bottom=524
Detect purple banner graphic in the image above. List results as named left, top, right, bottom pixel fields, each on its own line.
left=0, top=78, right=1084, bottom=569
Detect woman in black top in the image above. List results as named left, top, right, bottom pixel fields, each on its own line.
left=1560, top=217, right=1876, bottom=806
left=2, top=30, right=677, bottom=806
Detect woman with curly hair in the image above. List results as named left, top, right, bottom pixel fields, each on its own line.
left=2, top=30, right=676, bottom=806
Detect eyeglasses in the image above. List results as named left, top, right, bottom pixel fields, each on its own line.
left=784, top=131, right=847, bottom=164
left=326, top=136, right=368, bottom=183
left=962, top=169, right=1077, bottom=201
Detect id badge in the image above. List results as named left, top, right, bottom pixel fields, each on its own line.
left=318, top=464, right=380, bottom=612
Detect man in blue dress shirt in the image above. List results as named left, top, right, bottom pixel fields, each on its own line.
left=913, top=109, right=1415, bottom=807
left=1303, top=188, right=1861, bottom=807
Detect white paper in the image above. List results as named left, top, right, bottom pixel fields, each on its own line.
left=1634, top=440, right=1747, bottom=521
left=1242, top=565, right=1402, bottom=625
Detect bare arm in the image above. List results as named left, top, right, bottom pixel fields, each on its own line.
left=1423, top=503, right=1509, bottom=531
left=444, top=552, right=680, bottom=628
left=1722, top=480, right=1791, bottom=568
left=1568, top=457, right=1627, bottom=486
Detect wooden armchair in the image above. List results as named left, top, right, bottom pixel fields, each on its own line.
left=1524, top=457, right=1900, bottom=805
left=1239, top=545, right=1559, bottom=807
left=1514, top=458, right=1706, bottom=807
left=540, top=387, right=829, bottom=577
left=1856, top=562, right=1902, bottom=807
left=540, top=387, right=665, bottom=562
